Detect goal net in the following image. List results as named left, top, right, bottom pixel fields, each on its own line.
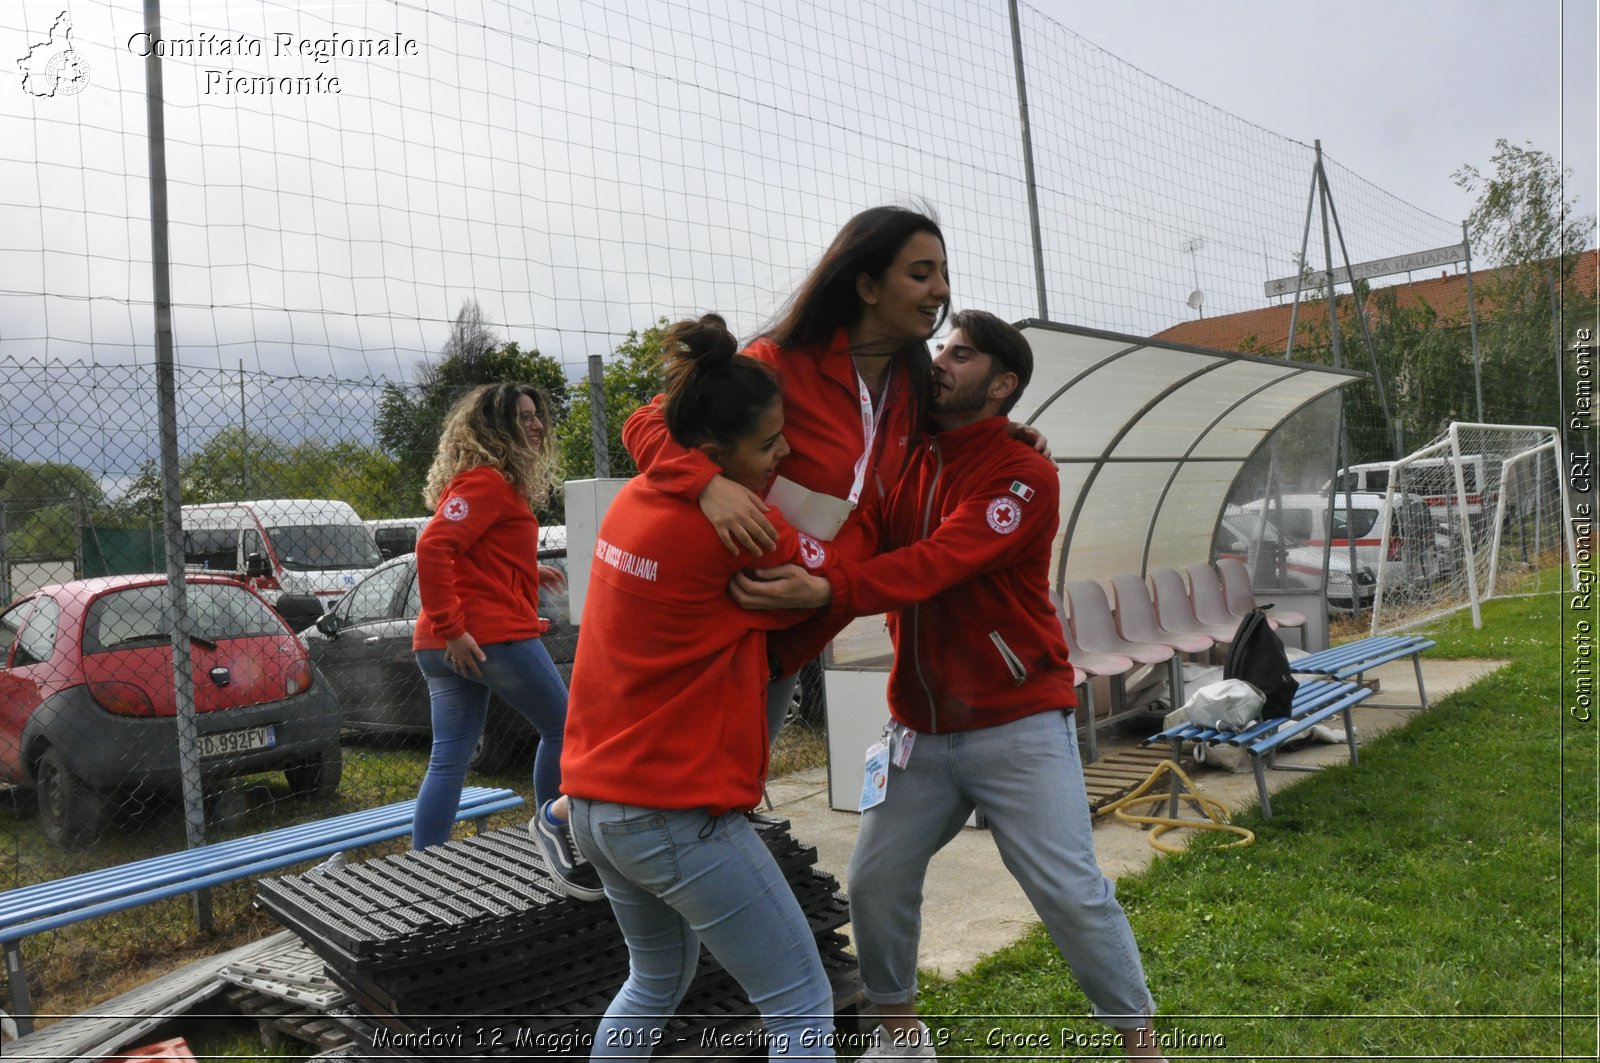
left=1372, top=422, right=1576, bottom=632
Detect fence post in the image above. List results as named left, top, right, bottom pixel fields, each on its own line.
left=143, top=0, right=211, bottom=930
left=588, top=354, right=610, bottom=477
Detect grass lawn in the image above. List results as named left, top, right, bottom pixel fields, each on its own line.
left=918, top=592, right=1597, bottom=1059
left=9, top=594, right=1591, bottom=1061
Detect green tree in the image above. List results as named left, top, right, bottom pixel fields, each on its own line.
left=1455, top=139, right=1597, bottom=447
left=0, top=460, right=104, bottom=558
left=375, top=301, right=570, bottom=519
left=556, top=320, right=669, bottom=487
left=119, top=428, right=406, bottom=517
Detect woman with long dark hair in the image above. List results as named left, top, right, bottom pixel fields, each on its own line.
left=623, top=205, right=952, bottom=739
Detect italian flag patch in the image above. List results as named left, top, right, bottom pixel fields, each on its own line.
left=1008, top=480, right=1035, bottom=501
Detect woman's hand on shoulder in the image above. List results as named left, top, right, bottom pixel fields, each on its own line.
left=1006, top=421, right=1052, bottom=459
left=699, top=474, right=778, bottom=556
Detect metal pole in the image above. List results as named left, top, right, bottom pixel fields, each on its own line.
left=144, top=0, right=210, bottom=923
left=1008, top=0, right=1048, bottom=320
left=1462, top=222, right=1485, bottom=421
left=1283, top=164, right=1320, bottom=362
left=238, top=358, right=249, bottom=497
left=1313, top=144, right=1364, bottom=619
left=1323, top=165, right=1401, bottom=457
left=587, top=354, right=610, bottom=477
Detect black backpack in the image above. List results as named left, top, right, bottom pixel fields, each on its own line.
left=1223, top=608, right=1299, bottom=720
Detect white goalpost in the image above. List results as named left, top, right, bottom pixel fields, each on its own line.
left=1372, top=422, right=1577, bottom=632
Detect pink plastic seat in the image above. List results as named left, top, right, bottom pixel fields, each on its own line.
left=1109, top=573, right=1213, bottom=656
left=1051, top=591, right=1134, bottom=764
left=1215, top=557, right=1307, bottom=644
left=1186, top=561, right=1252, bottom=631
left=1066, top=580, right=1178, bottom=744
left=1149, top=568, right=1237, bottom=643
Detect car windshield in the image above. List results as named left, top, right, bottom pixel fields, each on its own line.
left=86, top=582, right=288, bottom=653
left=267, top=524, right=381, bottom=570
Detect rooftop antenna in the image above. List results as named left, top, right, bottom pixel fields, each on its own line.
left=1181, top=237, right=1206, bottom=317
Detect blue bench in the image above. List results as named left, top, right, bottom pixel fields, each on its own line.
left=1143, top=679, right=1375, bottom=819
left=1291, top=634, right=1437, bottom=710
left=1, top=785, right=524, bottom=1034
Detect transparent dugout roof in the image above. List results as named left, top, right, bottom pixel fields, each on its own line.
left=1015, top=320, right=1363, bottom=590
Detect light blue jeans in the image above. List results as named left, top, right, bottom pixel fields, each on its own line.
left=412, top=638, right=567, bottom=849
left=569, top=799, right=837, bottom=1060
left=848, top=710, right=1157, bottom=1026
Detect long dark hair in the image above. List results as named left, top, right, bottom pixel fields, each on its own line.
left=661, top=315, right=781, bottom=449
left=766, top=205, right=948, bottom=351
left=764, top=204, right=945, bottom=453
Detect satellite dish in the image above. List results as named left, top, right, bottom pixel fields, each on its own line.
left=1187, top=289, right=1206, bottom=310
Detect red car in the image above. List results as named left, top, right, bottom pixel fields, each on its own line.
left=0, top=574, right=344, bottom=847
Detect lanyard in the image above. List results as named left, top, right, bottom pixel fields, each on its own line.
left=849, top=367, right=891, bottom=508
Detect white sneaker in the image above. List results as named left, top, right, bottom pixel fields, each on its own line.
left=858, top=1020, right=936, bottom=1060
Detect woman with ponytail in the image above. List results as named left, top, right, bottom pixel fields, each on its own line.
left=562, top=316, right=840, bottom=1059
left=410, top=382, right=602, bottom=901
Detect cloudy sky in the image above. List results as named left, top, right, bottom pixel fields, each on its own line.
left=1, top=0, right=1592, bottom=480
left=1046, top=0, right=1595, bottom=231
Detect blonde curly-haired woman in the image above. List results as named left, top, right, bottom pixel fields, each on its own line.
left=410, top=382, right=600, bottom=900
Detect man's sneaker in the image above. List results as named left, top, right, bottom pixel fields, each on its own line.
left=858, top=1020, right=937, bottom=1060
left=531, top=802, right=605, bottom=902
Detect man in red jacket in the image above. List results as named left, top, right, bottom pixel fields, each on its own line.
left=734, top=310, right=1164, bottom=1061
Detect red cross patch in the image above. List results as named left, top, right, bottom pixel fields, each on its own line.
left=442, top=497, right=469, bottom=521
left=986, top=496, right=1021, bottom=535
left=798, top=533, right=828, bottom=570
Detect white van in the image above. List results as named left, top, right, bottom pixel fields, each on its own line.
left=182, top=499, right=382, bottom=606
left=1331, top=455, right=1486, bottom=520
left=364, top=517, right=566, bottom=561
left=1240, top=491, right=1447, bottom=588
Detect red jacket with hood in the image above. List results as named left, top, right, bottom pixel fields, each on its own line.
left=621, top=328, right=919, bottom=530
left=560, top=477, right=833, bottom=815
left=413, top=466, right=548, bottom=650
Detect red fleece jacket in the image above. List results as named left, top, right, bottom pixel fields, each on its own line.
left=773, top=416, right=1077, bottom=733
left=620, top=328, right=919, bottom=527
left=413, top=466, right=548, bottom=650
left=560, top=478, right=833, bottom=815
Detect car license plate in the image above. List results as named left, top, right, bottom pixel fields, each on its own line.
left=198, top=725, right=276, bottom=758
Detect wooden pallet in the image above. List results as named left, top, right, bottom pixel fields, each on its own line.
left=1083, top=745, right=1191, bottom=813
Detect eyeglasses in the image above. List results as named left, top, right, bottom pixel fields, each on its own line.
left=519, top=412, right=542, bottom=427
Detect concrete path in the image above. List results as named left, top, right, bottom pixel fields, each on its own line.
left=765, top=657, right=1506, bottom=981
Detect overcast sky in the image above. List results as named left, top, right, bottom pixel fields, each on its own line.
left=1040, top=0, right=1597, bottom=232
left=2, top=0, right=1594, bottom=480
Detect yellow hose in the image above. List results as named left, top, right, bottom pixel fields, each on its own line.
left=1095, top=759, right=1255, bottom=853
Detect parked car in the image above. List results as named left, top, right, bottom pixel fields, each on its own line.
left=303, top=548, right=577, bottom=774
left=305, top=537, right=827, bottom=767
left=1214, top=508, right=1378, bottom=612
left=1238, top=491, right=1447, bottom=592
left=181, top=499, right=382, bottom=619
left=0, top=574, right=345, bottom=848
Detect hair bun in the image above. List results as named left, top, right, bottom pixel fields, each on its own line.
left=662, top=314, right=738, bottom=365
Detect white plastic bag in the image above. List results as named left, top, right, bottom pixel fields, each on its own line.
left=1181, top=678, right=1265, bottom=731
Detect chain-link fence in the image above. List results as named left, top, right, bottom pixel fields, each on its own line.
left=0, top=2, right=1591, bottom=1010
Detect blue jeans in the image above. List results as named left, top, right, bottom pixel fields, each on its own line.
left=412, top=638, right=567, bottom=849
left=569, top=800, right=836, bottom=1060
left=848, top=710, right=1157, bottom=1026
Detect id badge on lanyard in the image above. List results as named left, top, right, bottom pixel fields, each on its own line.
left=764, top=367, right=890, bottom=542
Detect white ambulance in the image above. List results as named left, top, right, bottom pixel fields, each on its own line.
left=181, top=499, right=382, bottom=608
